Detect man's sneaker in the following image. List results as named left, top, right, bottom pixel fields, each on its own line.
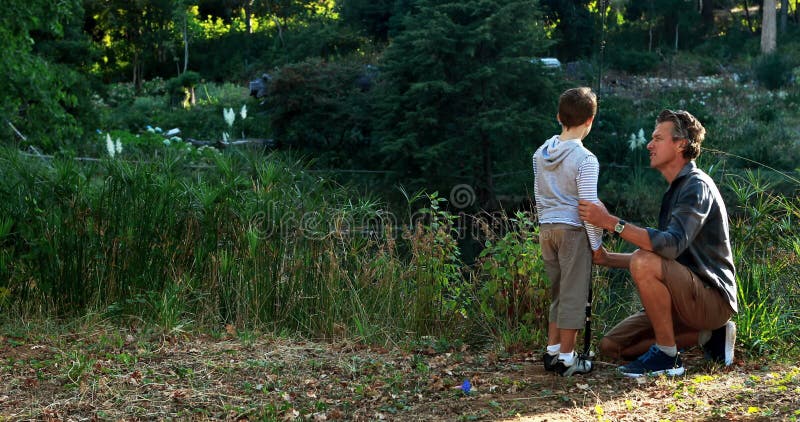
left=618, top=345, right=685, bottom=378
left=553, top=354, right=593, bottom=377
left=543, top=352, right=558, bottom=372
left=703, top=321, right=736, bottom=366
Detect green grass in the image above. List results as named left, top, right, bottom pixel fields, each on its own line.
left=0, top=141, right=798, bottom=359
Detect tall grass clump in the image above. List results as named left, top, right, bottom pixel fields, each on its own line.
left=726, top=170, right=800, bottom=358
left=0, top=147, right=489, bottom=342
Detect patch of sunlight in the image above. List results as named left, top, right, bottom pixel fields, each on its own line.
left=691, top=374, right=716, bottom=384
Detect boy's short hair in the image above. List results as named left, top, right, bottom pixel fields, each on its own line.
left=558, top=87, right=597, bottom=128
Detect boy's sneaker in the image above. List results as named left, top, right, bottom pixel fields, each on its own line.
left=543, top=352, right=558, bottom=372
left=702, top=321, right=736, bottom=366
left=618, top=345, right=685, bottom=378
left=553, top=354, right=593, bottom=377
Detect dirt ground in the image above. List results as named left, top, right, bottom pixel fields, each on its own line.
left=0, top=329, right=797, bottom=421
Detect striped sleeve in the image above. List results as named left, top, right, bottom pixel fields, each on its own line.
left=577, top=155, right=603, bottom=250
left=532, top=154, right=544, bottom=220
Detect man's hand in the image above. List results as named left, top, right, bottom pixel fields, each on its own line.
left=579, top=199, right=612, bottom=230
left=592, top=246, right=609, bottom=266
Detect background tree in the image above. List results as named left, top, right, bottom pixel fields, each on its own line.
left=761, top=0, right=777, bottom=52
left=267, top=58, right=376, bottom=168
left=337, top=0, right=415, bottom=42
left=85, top=0, right=191, bottom=86
left=540, top=0, right=595, bottom=59
left=1, top=0, right=94, bottom=150
left=374, top=0, right=559, bottom=209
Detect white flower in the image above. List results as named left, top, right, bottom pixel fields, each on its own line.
left=163, top=139, right=171, bottom=146
left=222, top=132, right=229, bottom=143
left=115, top=138, right=122, bottom=154
left=105, top=133, right=115, bottom=158
left=224, top=108, right=235, bottom=127
left=628, top=129, right=647, bottom=151
left=628, top=133, right=638, bottom=151
left=240, top=104, right=248, bottom=120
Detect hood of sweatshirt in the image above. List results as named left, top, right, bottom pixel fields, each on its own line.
left=539, top=135, right=584, bottom=171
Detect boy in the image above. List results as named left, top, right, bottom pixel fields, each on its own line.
left=532, top=87, right=603, bottom=376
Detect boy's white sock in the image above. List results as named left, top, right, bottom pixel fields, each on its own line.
left=558, top=351, right=576, bottom=366
left=546, top=344, right=561, bottom=355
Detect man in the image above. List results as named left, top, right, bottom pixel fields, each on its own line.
left=578, top=109, right=737, bottom=378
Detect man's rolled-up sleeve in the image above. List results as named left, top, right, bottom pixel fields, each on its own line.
left=647, top=181, right=713, bottom=259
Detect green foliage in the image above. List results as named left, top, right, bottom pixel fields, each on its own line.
left=539, top=0, right=595, bottom=59
left=84, top=0, right=192, bottom=83
left=606, top=47, right=660, bottom=74
left=0, top=147, right=471, bottom=342
left=0, top=0, right=94, bottom=151
left=337, top=0, right=412, bottom=42
left=753, top=53, right=793, bottom=90
left=726, top=171, right=800, bottom=357
left=472, top=211, right=548, bottom=351
left=166, top=71, right=201, bottom=107
left=375, top=0, right=559, bottom=206
left=267, top=57, right=375, bottom=168
left=99, top=81, right=264, bottom=144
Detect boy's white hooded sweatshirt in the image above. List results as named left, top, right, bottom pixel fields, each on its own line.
left=533, top=135, right=603, bottom=250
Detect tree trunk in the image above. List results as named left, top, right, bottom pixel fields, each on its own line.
left=182, top=12, right=189, bottom=74
left=701, top=0, right=715, bottom=34
left=743, top=0, right=755, bottom=33
left=761, top=0, right=776, bottom=53
left=244, top=0, right=252, bottom=34
left=780, top=0, right=788, bottom=32
left=675, top=22, right=679, bottom=50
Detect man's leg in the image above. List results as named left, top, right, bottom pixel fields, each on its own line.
left=602, top=254, right=730, bottom=367
left=601, top=331, right=700, bottom=360
left=629, top=249, right=676, bottom=348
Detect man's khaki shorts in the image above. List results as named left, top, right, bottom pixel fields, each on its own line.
left=603, top=257, right=733, bottom=348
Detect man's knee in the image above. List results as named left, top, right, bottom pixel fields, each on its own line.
left=630, top=249, right=663, bottom=281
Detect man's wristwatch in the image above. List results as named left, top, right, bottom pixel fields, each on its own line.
left=614, top=219, right=627, bottom=235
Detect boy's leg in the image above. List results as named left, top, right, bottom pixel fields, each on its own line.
left=541, top=226, right=563, bottom=370
left=553, top=227, right=592, bottom=354
left=552, top=227, right=593, bottom=376
left=542, top=227, right=560, bottom=339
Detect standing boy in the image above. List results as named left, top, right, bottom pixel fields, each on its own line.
left=532, top=87, right=603, bottom=376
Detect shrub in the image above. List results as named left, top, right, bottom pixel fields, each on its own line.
left=471, top=211, right=549, bottom=351
left=606, top=47, right=660, bottom=74
left=753, top=53, right=792, bottom=90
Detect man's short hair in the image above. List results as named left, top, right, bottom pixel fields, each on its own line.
left=558, top=87, right=597, bottom=128
left=656, top=109, right=706, bottom=160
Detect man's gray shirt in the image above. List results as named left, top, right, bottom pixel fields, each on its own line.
left=646, top=161, right=738, bottom=313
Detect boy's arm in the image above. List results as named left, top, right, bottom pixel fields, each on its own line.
left=532, top=155, right=544, bottom=220
left=577, top=156, right=603, bottom=250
